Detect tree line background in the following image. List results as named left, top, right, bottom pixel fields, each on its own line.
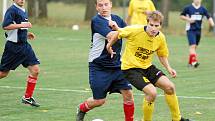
left=1, top=0, right=214, bottom=28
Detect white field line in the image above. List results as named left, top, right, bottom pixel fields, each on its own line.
left=0, top=85, right=215, bottom=100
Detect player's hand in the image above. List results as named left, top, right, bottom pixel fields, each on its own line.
left=143, top=10, right=152, bottom=15
left=167, top=68, right=177, bottom=78
left=109, top=20, right=119, bottom=30
left=106, top=43, right=116, bottom=58
left=21, top=22, right=32, bottom=28
left=188, top=18, right=195, bottom=23
left=28, top=32, right=36, bottom=40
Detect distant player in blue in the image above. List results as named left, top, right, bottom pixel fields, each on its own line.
left=76, top=0, right=134, bottom=121
left=180, top=0, right=214, bottom=68
left=0, top=0, right=40, bottom=107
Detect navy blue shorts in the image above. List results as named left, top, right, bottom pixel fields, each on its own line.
left=187, top=30, right=201, bottom=45
left=0, top=41, right=40, bottom=72
left=89, top=64, right=132, bottom=99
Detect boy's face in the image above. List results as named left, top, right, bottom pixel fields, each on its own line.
left=146, top=20, right=161, bottom=37
left=14, top=0, right=25, bottom=7
left=96, top=0, right=112, bottom=17
left=193, top=0, right=202, bottom=5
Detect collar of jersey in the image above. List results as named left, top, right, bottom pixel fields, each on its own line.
left=13, top=3, right=25, bottom=12
left=98, top=13, right=112, bottom=21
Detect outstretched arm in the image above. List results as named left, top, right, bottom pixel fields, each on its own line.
left=180, top=15, right=195, bottom=23
left=158, top=56, right=177, bottom=78
left=208, top=17, right=215, bottom=27
left=106, top=31, right=119, bottom=58
left=3, top=22, right=32, bottom=30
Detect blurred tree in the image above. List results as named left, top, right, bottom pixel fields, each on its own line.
left=38, top=0, right=47, bottom=18
left=27, top=0, right=47, bottom=19
left=28, top=0, right=37, bottom=18
left=84, top=0, right=96, bottom=21
left=160, top=0, right=170, bottom=27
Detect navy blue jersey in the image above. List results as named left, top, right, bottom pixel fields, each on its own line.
left=181, top=4, right=210, bottom=31
left=89, top=14, right=126, bottom=68
left=2, top=4, right=28, bottom=43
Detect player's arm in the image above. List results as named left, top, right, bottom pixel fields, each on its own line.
left=158, top=56, right=177, bottom=78
left=126, top=16, right=131, bottom=25
left=3, top=22, right=32, bottom=30
left=180, top=15, right=195, bottom=23
left=208, top=17, right=215, bottom=27
left=126, top=0, right=133, bottom=25
left=106, top=31, right=119, bottom=58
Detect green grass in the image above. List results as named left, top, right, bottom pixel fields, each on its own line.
left=0, top=25, right=215, bottom=121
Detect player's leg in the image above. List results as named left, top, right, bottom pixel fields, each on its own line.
left=123, top=68, right=156, bottom=121
left=0, top=71, right=10, bottom=79
left=25, top=64, right=40, bottom=98
left=187, top=31, right=199, bottom=67
left=0, top=41, right=21, bottom=79
left=77, top=97, right=106, bottom=121
left=21, top=64, right=40, bottom=107
left=155, top=75, right=182, bottom=121
left=155, top=77, right=191, bottom=121
left=120, top=89, right=134, bottom=121
left=142, top=84, right=156, bottom=121
left=21, top=43, right=40, bottom=107
left=76, top=66, right=110, bottom=121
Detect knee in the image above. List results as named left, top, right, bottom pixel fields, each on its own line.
left=0, top=72, right=9, bottom=79
left=122, top=90, right=134, bottom=102
left=164, top=83, right=175, bottom=95
left=145, top=88, right=157, bottom=102
left=31, top=66, right=40, bottom=77
left=94, top=99, right=106, bottom=107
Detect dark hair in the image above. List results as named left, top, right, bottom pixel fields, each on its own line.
left=147, top=11, right=164, bottom=25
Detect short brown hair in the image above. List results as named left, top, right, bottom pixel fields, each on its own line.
left=147, top=11, right=164, bottom=25
left=95, top=0, right=112, bottom=4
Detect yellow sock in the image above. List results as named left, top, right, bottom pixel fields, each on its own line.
left=165, top=94, right=181, bottom=121
left=142, top=98, right=154, bottom=121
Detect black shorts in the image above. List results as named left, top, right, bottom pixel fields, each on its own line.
left=122, top=65, right=164, bottom=91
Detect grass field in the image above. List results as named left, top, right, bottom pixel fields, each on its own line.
left=0, top=25, right=215, bottom=121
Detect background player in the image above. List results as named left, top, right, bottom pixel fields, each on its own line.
left=126, top=0, right=156, bottom=25
left=107, top=11, right=191, bottom=121
left=76, top=0, right=134, bottom=121
left=0, top=0, right=40, bottom=107
left=180, top=0, right=214, bottom=68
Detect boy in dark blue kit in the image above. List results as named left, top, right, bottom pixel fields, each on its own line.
left=76, top=0, right=134, bottom=121
left=180, top=0, right=214, bottom=68
left=0, top=0, right=40, bottom=107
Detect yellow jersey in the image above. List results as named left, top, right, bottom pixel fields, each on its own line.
left=118, top=25, right=169, bottom=70
left=128, top=0, right=156, bottom=25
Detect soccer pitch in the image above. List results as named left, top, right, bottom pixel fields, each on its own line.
left=0, top=26, right=215, bottom=121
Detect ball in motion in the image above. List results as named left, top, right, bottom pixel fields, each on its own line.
left=92, top=119, right=104, bottom=121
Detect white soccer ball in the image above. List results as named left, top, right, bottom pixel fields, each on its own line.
left=92, top=119, right=104, bottom=121
left=72, top=25, right=79, bottom=30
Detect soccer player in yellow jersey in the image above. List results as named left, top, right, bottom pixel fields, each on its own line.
left=107, top=11, right=191, bottom=121
left=126, top=0, right=156, bottom=25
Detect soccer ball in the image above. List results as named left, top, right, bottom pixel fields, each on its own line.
left=72, top=25, right=79, bottom=30
left=92, top=119, right=104, bottom=121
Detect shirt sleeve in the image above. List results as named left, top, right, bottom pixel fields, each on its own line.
left=118, top=26, right=134, bottom=39
left=92, top=18, right=112, bottom=37
left=180, top=6, right=188, bottom=16
left=2, top=9, right=15, bottom=28
left=157, top=34, right=169, bottom=57
left=203, top=7, right=211, bottom=19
